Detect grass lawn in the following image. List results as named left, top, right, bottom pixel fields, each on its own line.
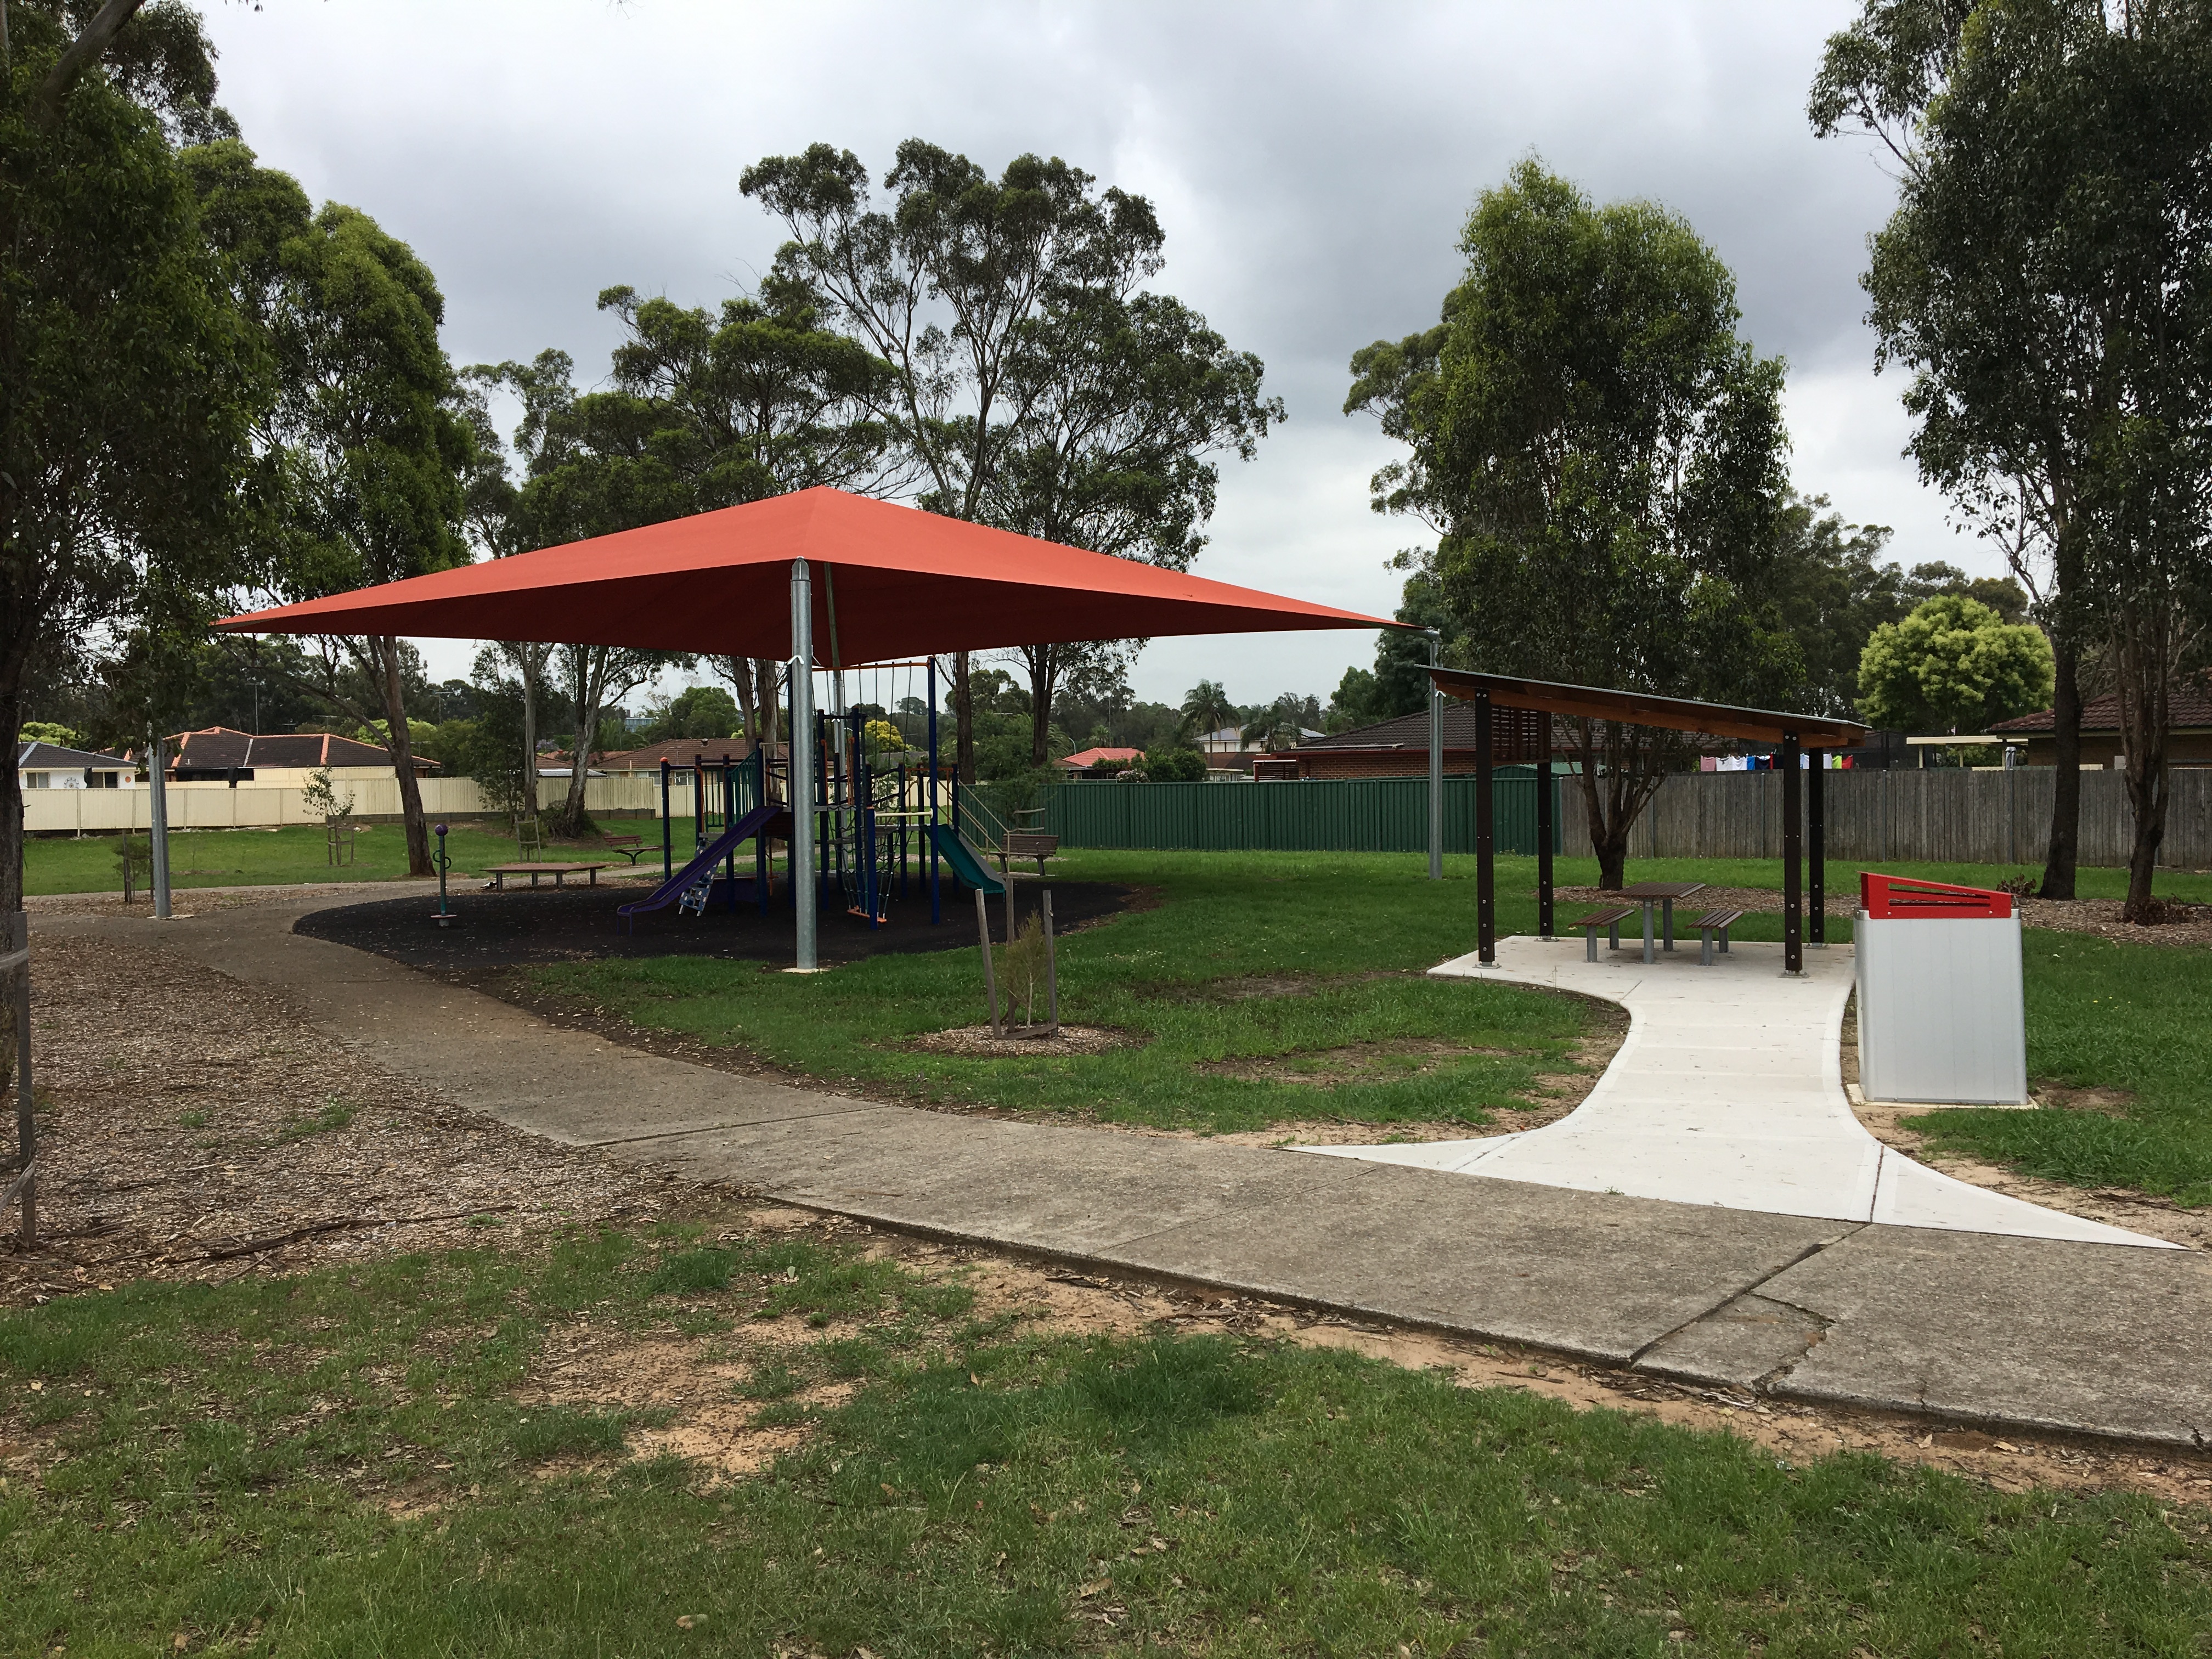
left=540, top=849, right=2212, bottom=1201
left=6, top=1224, right=2207, bottom=1657
left=25, top=819, right=705, bottom=896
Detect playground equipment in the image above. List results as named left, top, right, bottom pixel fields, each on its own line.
left=1854, top=874, right=2028, bottom=1105
left=622, top=656, right=1010, bottom=940
left=622, top=747, right=791, bottom=933
left=431, top=822, right=455, bottom=928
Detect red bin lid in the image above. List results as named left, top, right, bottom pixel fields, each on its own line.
left=1859, top=872, right=2013, bottom=919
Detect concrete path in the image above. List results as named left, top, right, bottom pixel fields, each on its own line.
left=42, top=898, right=2212, bottom=1449
left=1303, top=936, right=2170, bottom=1249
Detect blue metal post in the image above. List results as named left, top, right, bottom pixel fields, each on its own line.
left=927, top=658, right=941, bottom=924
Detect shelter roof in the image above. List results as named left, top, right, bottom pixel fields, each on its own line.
left=1426, top=668, right=1868, bottom=748
left=215, top=488, right=1407, bottom=663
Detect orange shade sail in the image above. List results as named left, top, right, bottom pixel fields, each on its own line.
left=215, top=487, right=1404, bottom=662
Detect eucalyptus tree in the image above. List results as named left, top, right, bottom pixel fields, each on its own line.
left=741, top=140, right=1282, bottom=775
left=241, top=192, right=475, bottom=875
left=597, top=279, right=904, bottom=754
left=1812, top=0, right=2212, bottom=907
left=0, top=0, right=266, bottom=916
left=1347, top=160, right=1798, bottom=889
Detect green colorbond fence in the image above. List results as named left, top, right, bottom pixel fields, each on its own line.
left=1038, top=769, right=1561, bottom=855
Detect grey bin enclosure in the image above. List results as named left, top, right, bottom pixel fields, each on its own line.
left=1855, top=911, right=2028, bottom=1105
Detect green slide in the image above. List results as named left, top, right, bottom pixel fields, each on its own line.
left=927, top=823, right=1006, bottom=895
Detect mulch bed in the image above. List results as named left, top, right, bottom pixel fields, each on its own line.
left=0, top=926, right=694, bottom=1307
left=1559, top=885, right=2212, bottom=949
left=294, top=877, right=1137, bottom=971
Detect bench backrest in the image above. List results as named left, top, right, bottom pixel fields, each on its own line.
left=1005, top=832, right=1058, bottom=855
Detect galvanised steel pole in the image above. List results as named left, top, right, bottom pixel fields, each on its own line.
left=149, top=735, right=172, bottom=920
left=790, top=560, right=817, bottom=971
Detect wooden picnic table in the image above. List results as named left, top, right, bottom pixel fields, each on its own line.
left=1618, top=881, right=1707, bottom=962
left=484, top=861, right=610, bottom=891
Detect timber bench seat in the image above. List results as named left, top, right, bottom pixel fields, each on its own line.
left=1573, top=906, right=1637, bottom=962
left=600, top=834, right=648, bottom=864
left=1000, top=831, right=1059, bottom=876
left=1686, top=907, right=1746, bottom=965
left=485, top=861, right=611, bottom=891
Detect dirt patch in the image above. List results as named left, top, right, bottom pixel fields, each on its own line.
left=510, top=1205, right=2212, bottom=1506
left=1197, top=1038, right=1516, bottom=1086
left=1839, top=1000, right=2209, bottom=1250
left=910, top=1025, right=1133, bottom=1059
left=0, top=922, right=693, bottom=1307
left=1194, top=1005, right=1628, bottom=1141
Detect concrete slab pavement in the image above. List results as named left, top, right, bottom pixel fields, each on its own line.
left=1304, top=936, right=2171, bottom=1250
left=43, top=897, right=2212, bottom=1447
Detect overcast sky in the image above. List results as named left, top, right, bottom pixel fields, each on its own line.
left=200, top=0, right=1970, bottom=715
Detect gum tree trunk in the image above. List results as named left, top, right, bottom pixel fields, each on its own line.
left=2039, top=636, right=2083, bottom=900
left=373, top=636, right=433, bottom=876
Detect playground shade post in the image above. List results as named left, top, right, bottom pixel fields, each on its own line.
left=1043, top=888, right=1059, bottom=1034
left=791, top=559, right=817, bottom=970
left=928, top=658, right=940, bottom=926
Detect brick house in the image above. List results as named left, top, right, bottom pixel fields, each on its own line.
left=1256, top=706, right=1554, bottom=780
left=1988, top=683, right=2212, bottom=768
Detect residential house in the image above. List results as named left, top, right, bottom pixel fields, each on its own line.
left=156, top=727, right=437, bottom=786
left=1255, top=706, right=1553, bottom=780
left=1053, top=746, right=1143, bottom=774
left=1989, top=684, right=2212, bottom=768
left=18, top=741, right=135, bottom=791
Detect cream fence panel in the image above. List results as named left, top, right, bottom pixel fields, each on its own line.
left=24, top=772, right=665, bottom=834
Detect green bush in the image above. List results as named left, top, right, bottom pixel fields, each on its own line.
left=1142, top=745, right=1207, bottom=782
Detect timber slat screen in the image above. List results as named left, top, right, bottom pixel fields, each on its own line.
left=1039, top=771, right=1560, bottom=856
left=1571, top=767, right=2212, bottom=870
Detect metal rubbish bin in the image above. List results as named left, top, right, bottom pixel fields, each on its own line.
left=1854, top=874, right=2027, bottom=1105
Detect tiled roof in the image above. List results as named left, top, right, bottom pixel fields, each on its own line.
left=1989, top=682, right=2212, bottom=735
left=1055, top=747, right=1143, bottom=769
left=18, top=742, right=133, bottom=771
left=599, top=737, right=778, bottom=770
left=1290, top=707, right=1566, bottom=752
left=163, top=727, right=436, bottom=770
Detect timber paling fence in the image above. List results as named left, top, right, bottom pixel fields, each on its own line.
left=1039, top=771, right=1559, bottom=856
left=1036, top=768, right=2211, bottom=869
left=1564, top=768, right=2212, bottom=870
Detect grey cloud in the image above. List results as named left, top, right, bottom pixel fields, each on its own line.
left=202, top=0, right=1979, bottom=707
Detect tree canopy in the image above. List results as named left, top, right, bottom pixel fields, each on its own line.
left=743, top=140, right=1283, bottom=771
left=0, top=0, right=274, bottom=913
left=1347, top=159, right=1797, bottom=885
left=1814, top=0, right=2212, bottom=907
left=1856, top=592, right=2055, bottom=733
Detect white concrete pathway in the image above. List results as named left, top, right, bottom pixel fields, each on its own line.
left=1302, top=935, right=2175, bottom=1249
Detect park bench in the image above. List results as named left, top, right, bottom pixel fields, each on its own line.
left=1572, top=906, right=1637, bottom=962
left=484, top=861, right=610, bottom=891
left=600, top=833, right=648, bottom=865
left=1685, top=907, right=1745, bottom=966
left=1000, top=831, right=1059, bottom=877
